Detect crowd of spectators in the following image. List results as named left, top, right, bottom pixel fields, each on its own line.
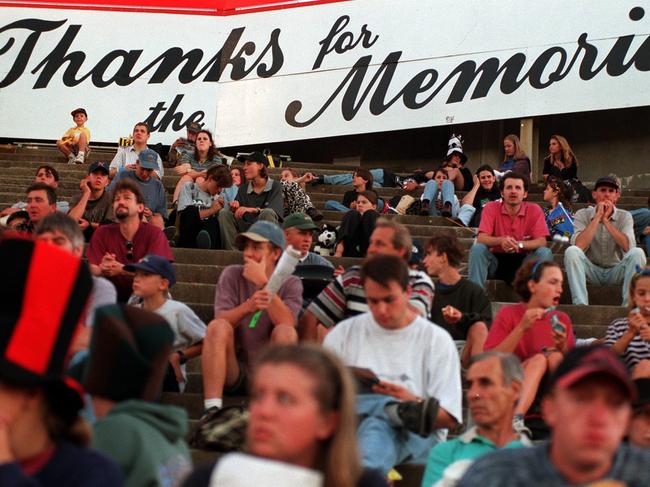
left=0, top=112, right=649, bottom=486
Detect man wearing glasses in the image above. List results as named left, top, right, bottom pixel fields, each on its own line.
left=87, top=178, right=173, bottom=302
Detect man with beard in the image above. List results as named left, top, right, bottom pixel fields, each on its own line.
left=87, top=178, right=173, bottom=302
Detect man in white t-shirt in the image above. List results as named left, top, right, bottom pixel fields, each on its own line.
left=324, top=254, right=462, bottom=474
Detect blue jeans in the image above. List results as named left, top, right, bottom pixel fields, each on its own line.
left=324, top=200, right=350, bottom=212
left=564, top=246, right=647, bottom=306
left=630, top=208, right=650, bottom=255
left=324, top=169, right=383, bottom=188
left=356, top=394, right=441, bottom=474
left=468, top=243, right=553, bottom=288
left=422, top=180, right=458, bottom=217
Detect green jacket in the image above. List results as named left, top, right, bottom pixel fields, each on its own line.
left=93, top=399, right=191, bottom=487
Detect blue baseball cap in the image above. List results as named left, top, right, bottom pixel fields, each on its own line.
left=124, top=254, right=176, bottom=286
left=138, top=149, right=159, bottom=170
left=235, top=221, right=285, bottom=250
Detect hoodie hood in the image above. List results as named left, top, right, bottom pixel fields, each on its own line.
left=109, top=399, right=188, bottom=442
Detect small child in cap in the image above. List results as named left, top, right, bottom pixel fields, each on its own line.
left=125, top=254, right=206, bottom=392
left=57, top=108, right=90, bottom=164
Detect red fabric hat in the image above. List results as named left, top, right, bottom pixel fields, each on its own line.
left=0, top=238, right=92, bottom=388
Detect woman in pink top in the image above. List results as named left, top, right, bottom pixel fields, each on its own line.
left=485, top=259, right=575, bottom=429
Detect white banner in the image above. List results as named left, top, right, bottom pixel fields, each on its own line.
left=0, top=0, right=649, bottom=146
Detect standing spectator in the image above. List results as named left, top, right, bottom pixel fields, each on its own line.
left=300, top=219, right=434, bottom=341
left=172, top=129, right=226, bottom=204
left=335, top=191, right=380, bottom=258
left=109, top=122, right=164, bottom=179
left=0, top=238, right=123, bottom=486
left=498, top=134, right=530, bottom=178
left=542, top=176, right=574, bottom=238
left=421, top=352, right=530, bottom=487
left=218, top=151, right=283, bottom=250
left=183, top=344, right=388, bottom=487
left=176, top=165, right=232, bottom=249
left=168, top=121, right=200, bottom=166
left=199, top=221, right=302, bottom=417
left=25, top=182, right=57, bottom=232
left=56, top=107, right=90, bottom=164
left=282, top=212, right=333, bottom=268
left=68, top=161, right=114, bottom=240
left=604, top=267, right=650, bottom=378
left=630, top=196, right=650, bottom=256
left=86, top=178, right=173, bottom=302
left=423, top=235, right=491, bottom=368
left=628, top=378, right=650, bottom=448
left=420, top=167, right=459, bottom=217
left=324, top=168, right=374, bottom=212
left=457, top=165, right=500, bottom=227
left=125, top=255, right=206, bottom=393
left=82, top=304, right=192, bottom=486
left=458, top=346, right=650, bottom=487
left=484, top=260, right=575, bottom=435
left=110, top=148, right=168, bottom=229
left=0, top=165, right=69, bottom=217
left=564, top=176, right=647, bottom=306
left=324, top=255, right=462, bottom=474
left=468, top=172, right=551, bottom=288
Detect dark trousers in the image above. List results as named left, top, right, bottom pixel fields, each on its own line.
left=339, top=210, right=379, bottom=257
left=178, top=206, right=221, bottom=249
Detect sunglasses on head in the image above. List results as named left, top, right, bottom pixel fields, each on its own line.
left=126, top=241, right=134, bottom=261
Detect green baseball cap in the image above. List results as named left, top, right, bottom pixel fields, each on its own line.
left=282, top=212, right=318, bottom=231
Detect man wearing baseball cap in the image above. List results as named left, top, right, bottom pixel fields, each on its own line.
left=109, top=148, right=168, bottom=229
left=283, top=212, right=333, bottom=268
left=459, top=345, right=650, bottom=486
left=564, top=175, right=646, bottom=306
left=69, top=161, right=115, bottom=240
left=198, top=220, right=302, bottom=421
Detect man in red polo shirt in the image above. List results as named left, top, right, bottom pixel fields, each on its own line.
left=468, top=171, right=551, bottom=287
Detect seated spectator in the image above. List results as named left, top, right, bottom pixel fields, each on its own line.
left=335, top=190, right=380, bottom=257
left=423, top=235, right=491, bottom=368
left=541, top=135, right=591, bottom=202
left=0, top=238, right=123, bottom=486
left=278, top=168, right=322, bottom=221
left=110, top=148, right=168, bottom=229
left=125, top=255, right=206, bottom=393
left=183, top=344, right=388, bottom=487
left=457, top=165, right=500, bottom=227
left=542, top=176, right=574, bottom=238
left=497, top=135, right=531, bottom=179
left=324, top=255, right=462, bottom=474
left=25, top=182, right=57, bottom=232
left=300, top=218, right=434, bottom=341
left=168, top=121, right=200, bottom=166
left=458, top=346, right=650, bottom=486
left=68, top=161, right=115, bottom=240
left=172, top=129, right=226, bottom=204
left=175, top=165, right=232, bottom=249
left=468, top=171, right=552, bottom=288
left=218, top=151, right=283, bottom=250
left=630, top=196, right=650, bottom=256
left=605, top=267, right=650, bottom=378
left=109, top=122, right=164, bottom=179
left=564, top=176, right=647, bottom=306
left=199, top=221, right=302, bottom=417
left=282, top=212, right=333, bottom=268
left=441, top=134, right=473, bottom=191
left=86, top=178, right=173, bottom=302
left=56, top=107, right=90, bottom=164
left=484, top=260, right=575, bottom=435
left=420, top=166, right=460, bottom=217
left=81, top=304, right=192, bottom=485
left=5, top=210, right=29, bottom=231
left=421, top=352, right=530, bottom=487
left=324, top=168, right=375, bottom=213
left=628, top=378, right=650, bottom=448
left=0, top=165, right=69, bottom=218
left=35, top=212, right=117, bottom=330
left=222, top=166, right=244, bottom=206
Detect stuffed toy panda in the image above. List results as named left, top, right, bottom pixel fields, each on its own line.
left=314, top=225, right=338, bottom=257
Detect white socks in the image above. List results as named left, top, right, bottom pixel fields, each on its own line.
left=204, top=398, right=223, bottom=411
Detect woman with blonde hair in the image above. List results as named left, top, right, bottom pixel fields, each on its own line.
left=498, top=134, right=531, bottom=178
left=183, top=344, right=387, bottom=487
left=542, top=134, right=592, bottom=202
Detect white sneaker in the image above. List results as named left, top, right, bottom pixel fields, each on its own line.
left=67, top=154, right=76, bottom=165
left=74, top=152, right=85, bottom=164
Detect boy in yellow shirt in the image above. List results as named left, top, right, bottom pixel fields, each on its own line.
left=57, top=107, right=90, bottom=164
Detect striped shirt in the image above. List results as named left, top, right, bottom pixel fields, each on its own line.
left=604, top=317, right=650, bottom=369
left=306, top=265, right=434, bottom=329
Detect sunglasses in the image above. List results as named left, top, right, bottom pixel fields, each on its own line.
left=126, top=241, right=134, bottom=261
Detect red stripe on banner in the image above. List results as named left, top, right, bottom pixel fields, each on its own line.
left=0, top=0, right=349, bottom=16
left=6, top=243, right=80, bottom=375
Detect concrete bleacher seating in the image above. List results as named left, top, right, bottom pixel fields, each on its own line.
left=1, top=144, right=648, bottom=485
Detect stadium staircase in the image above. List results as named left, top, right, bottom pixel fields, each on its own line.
left=1, top=144, right=648, bottom=486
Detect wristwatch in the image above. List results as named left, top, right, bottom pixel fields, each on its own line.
left=518, top=241, right=524, bottom=251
